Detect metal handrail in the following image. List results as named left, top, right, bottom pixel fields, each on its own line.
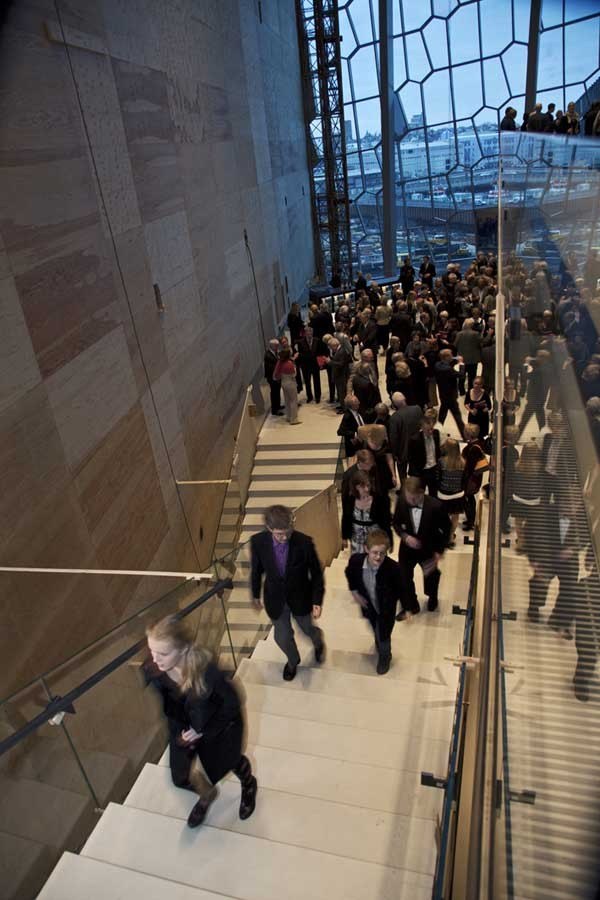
left=0, top=577, right=232, bottom=759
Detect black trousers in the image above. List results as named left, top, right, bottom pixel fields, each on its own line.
left=438, top=397, right=465, bottom=437
left=300, top=364, right=321, bottom=402
left=398, top=548, right=441, bottom=612
left=268, top=378, right=281, bottom=414
left=326, top=365, right=336, bottom=402
left=529, top=557, right=578, bottom=626
left=574, top=578, right=599, bottom=688
left=421, top=466, right=438, bottom=498
left=464, top=363, right=478, bottom=391
left=464, top=493, right=476, bottom=527
left=518, top=400, right=545, bottom=437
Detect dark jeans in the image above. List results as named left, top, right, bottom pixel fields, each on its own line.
left=364, top=603, right=391, bottom=662
left=300, top=364, right=321, bottom=402
left=464, top=493, right=476, bottom=527
left=398, top=549, right=442, bottom=612
left=326, top=365, right=336, bottom=402
left=421, top=466, right=438, bottom=498
left=376, top=325, right=390, bottom=351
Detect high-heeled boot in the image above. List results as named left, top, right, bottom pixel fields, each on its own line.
left=233, top=755, right=257, bottom=820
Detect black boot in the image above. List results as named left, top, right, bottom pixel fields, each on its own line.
left=234, top=755, right=257, bottom=820
left=187, top=785, right=217, bottom=828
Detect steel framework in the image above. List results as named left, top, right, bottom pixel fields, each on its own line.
left=296, top=0, right=352, bottom=283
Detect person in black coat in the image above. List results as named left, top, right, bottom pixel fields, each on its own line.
left=345, top=529, right=406, bottom=674
left=341, top=470, right=393, bottom=553
left=419, top=256, right=436, bottom=290
left=434, top=349, right=465, bottom=437
left=250, top=505, right=325, bottom=681
left=145, top=616, right=257, bottom=828
left=296, top=326, right=324, bottom=403
left=352, top=364, right=382, bottom=417
left=407, top=414, right=441, bottom=496
left=399, top=256, right=416, bottom=295
left=337, top=394, right=365, bottom=459
left=393, top=476, right=451, bottom=616
left=264, top=339, right=283, bottom=416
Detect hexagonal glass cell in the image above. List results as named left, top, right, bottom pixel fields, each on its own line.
left=483, top=57, right=510, bottom=109
left=448, top=3, right=481, bottom=64
left=393, top=0, right=433, bottom=34
left=501, top=42, right=528, bottom=96
left=348, top=43, right=380, bottom=101
left=392, top=35, right=408, bottom=86
left=398, top=80, right=423, bottom=126
left=405, top=31, right=431, bottom=81
left=479, top=0, right=513, bottom=57
left=423, top=69, right=454, bottom=126
left=513, top=0, right=530, bottom=41
left=452, top=63, right=483, bottom=118
left=339, top=6, right=359, bottom=57
left=429, top=139, right=458, bottom=178
left=422, top=16, right=449, bottom=68
left=565, top=0, right=599, bottom=24
left=353, top=97, right=381, bottom=142
left=565, top=18, right=600, bottom=84
left=346, top=0, right=378, bottom=42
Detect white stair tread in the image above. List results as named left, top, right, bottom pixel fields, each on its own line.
left=126, top=763, right=437, bottom=874
left=240, top=680, right=454, bottom=740
left=245, top=495, right=315, bottom=509
left=250, top=464, right=334, bottom=475
left=238, top=657, right=457, bottom=703
left=38, top=852, right=235, bottom=900
left=255, top=449, right=340, bottom=460
left=251, top=634, right=460, bottom=685
left=156, top=743, right=443, bottom=819
left=82, top=804, right=433, bottom=900
left=244, top=709, right=449, bottom=774
left=248, top=480, right=330, bottom=493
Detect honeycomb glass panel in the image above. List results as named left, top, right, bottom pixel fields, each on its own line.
left=422, top=16, right=449, bottom=68
left=448, top=3, right=481, bottom=64
left=479, top=0, right=513, bottom=56
left=483, top=57, right=509, bottom=109
left=349, top=44, right=380, bottom=100
left=501, top=42, right=528, bottom=94
left=452, top=63, right=483, bottom=118
left=347, top=0, right=378, bottom=41
left=405, top=31, right=430, bottom=81
left=565, top=19, right=600, bottom=85
left=423, top=69, right=454, bottom=125
left=541, top=0, right=563, bottom=28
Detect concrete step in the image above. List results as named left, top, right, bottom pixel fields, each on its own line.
left=251, top=466, right=333, bottom=480
left=243, top=709, right=449, bottom=775
left=250, top=633, right=459, bottom=685
left=81, top=803, right=433, bottom=900
left=239, top=680, right=454, bottom=742
left=38, top=852, right=237, bottom=900
left=125, top=763, right=437, bottom=875
left=237, top=657, right=457, bottom=704
left=254, top=455, right=338, bottom=466
left=248, top=482, right=328, bottom=495
left=258, top=442, right=341, bottom=452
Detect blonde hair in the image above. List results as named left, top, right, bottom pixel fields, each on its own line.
left=146, top=616, right=211, bottom=696
left=440, top=438, right=465, bottom=470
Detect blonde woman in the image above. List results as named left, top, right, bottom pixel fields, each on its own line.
left=145, top=616, right=257, bottom=828
left=437, top=438, right=465, bottom=547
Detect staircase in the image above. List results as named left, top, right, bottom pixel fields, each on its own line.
left=38, top=543, right=471, bottom=900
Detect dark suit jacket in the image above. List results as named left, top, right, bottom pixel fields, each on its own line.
left=434, top=360, right=460, bottom=401
left=388, top=405, right=423, bottom=463
left=392, top=494, right=450, bottom=558
left=264, top=349, right=278, bottom=383
left=311, top=310, right=334, bottom=340
left=408, top=429, right=441, bottom=476
left=352, top=372, right=381, bottom=415
left=345, top=554, right=404, bottom=640
left=337, top=410, right=362, bottom=456
left=297, top=336, right=325, bottom=368
left=357, top=320, right=378, bottom=353
left=250, top=530, right=324, bottom=619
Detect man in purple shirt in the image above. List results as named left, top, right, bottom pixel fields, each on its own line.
left=250, top=505, right=325, bottom=681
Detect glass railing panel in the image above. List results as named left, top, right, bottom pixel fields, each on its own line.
left=212, top=540, right=263, bottom=675
left=38, top=581, right=230, bottom=810
left=0, top=680, right=97, bottom=900
left=497, top=129, right=600, bottom=899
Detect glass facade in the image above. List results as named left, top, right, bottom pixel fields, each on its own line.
left=306, top=0, right=600, bottom=278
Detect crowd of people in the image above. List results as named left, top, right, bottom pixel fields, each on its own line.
left=146, top=243, right=600, bottom=831
left=500, top=100, right=600, bottom=136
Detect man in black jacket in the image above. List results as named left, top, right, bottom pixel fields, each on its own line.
left=264, top=339, right=283, bottom=416
left=250, top=506, right=325, bottom=681
left=296, top=326, right=324, bottom=403
left=408, top=413, right=441, bottom=496
left=352, top=363, right=381, bottom=418
left=393, top=477, right=451, bottom=616
left=345, top=529, right=405, bottom=674
left=434, top=349, right=465, bottom=438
